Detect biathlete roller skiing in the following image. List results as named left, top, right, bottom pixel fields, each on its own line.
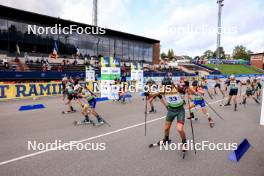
left=252, top=77, right=262, bottom=100
left=144, top=78, right=166, bottom=113
left=223, top=75, right=241, bottom=111
left=73, top=85, right=110, bottom=127
left=148, top=77, right=193, bottom=159
left=187, top=80, right=215, bottom=128
left=200, top=76, right=214, bottom=99
left=213, top=76, right=225, bottom=98
left=240, top=78, right=260, bottom=106
left=62, top=80, right=77, bottom=114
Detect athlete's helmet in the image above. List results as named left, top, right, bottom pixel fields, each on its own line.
left=230, top=75, right=235, bottom=79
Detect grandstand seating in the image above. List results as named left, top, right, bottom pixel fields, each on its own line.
left=180, top=63, right=212, bottom=74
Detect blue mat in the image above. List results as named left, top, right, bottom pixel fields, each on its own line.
left=228, top=138, right=250, bottom=162
left=139, top=92, right=146, bottom=96
left=19, top=104, right=45, bottom=111
left=95, top=97, right=109, bottom=102
left=125, top=94, right=132, bottom=98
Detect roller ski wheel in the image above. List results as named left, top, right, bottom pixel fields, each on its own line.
left=94, top=121, right=105, bottom=127
left=148, top=110, right=157, bottom=114
left=73, top=120, right=95, bottom=126
left=94, top=118, right=111, bottom=127
left=209, top=121, right=215, bottom=128
left=182, top=150, right=186, bottom=159
left=182, top=144, right=187, bottom=159
left=149, top=139, right=171, bottom=148
left=62, top=110, right=77, bottom=114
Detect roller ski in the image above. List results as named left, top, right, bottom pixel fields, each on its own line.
left=208, top=118, right=215, bottom=128
left=187, top=112, right=198, bottom=121
left=62, top=109, right=76, bottom=114
left=182, top=140, right=187, bottom=159
left=74, top=119, right=95, bottom=126
left=94, top=116, right=111, bottom=127
left=149, top=139, right=171, bottom=148
left=148, top=109, right=157, bottom=114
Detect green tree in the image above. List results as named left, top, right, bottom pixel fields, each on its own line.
left=214, top=47, right=225, bottom=59
left=202, top=50, right=214, bottom=60
left=167, top=49, right=175, bottom=60
left=232, top=45, right=252, bottom=60
left=160, top=52, right=167, bottom=59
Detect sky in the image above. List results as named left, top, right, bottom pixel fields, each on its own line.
left=1, top=0, right=264, bottom=57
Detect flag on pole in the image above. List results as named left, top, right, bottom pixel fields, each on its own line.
left=76, top=47, right=80, bottom=56
left=50, top=41, right=59, bottom=59
left=16, top=43, right=20, bottom=54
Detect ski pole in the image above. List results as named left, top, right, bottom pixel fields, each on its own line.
left=186, top=89, right=197, bottom=154
left=204, top=99, right=224, bottom=120
left=144, top=94, right=148, bottom=136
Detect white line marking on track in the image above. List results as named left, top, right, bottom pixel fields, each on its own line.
left=0, top=98, right=224, bottom=166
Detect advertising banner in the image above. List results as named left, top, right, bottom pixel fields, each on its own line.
left=0, top=82, right=63, bottom=100
left=85, top=65, right=95, bottom=82
left=131, top=62, right=144, bottom=89
left=100, top=57, right=121, bottom=99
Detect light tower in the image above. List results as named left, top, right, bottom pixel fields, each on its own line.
left=92, top=0, right=98, bottom=26
left=216, top=0, right=224, bottom=61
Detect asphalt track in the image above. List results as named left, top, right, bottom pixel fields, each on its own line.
left=0, top=93, right=264, bottom=176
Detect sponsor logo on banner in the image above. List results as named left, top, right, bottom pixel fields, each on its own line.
left=100, top=57, right=110, bottom=67
left=110, top=57, right=121, bottom=67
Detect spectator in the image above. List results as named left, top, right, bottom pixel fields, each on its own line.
left=24, top=52, right=29, bottom=64
left=73, top=58, right=77, bottom=65
left=121, top=63, right=126, bottom=74
left=36, top=58, right=40, bottom=63
left=14, top=57, right=19, bottom=62
left=42, top=63, right=48, bottom=72
left=62, top=59, right=66, bottom=66
left=45, top=58, right=49, bottom=64
left=41, top=56, right=44, bottom=64
left=58, top=65, right=62, bottom=72
left=47, top=63, right=51, bottom=71
left=121, top=73, right=126, bottom=83
left=3, top=58, right=9, bottom=69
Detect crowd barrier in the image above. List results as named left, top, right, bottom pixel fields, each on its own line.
left=1, top=74, right=263, bottom=101
left=0, top=81, right=98, bottom=101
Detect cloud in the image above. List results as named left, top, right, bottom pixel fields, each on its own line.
left=1, top=0, right=263, bottom=57
left=145, top=0, right=264, bottom=56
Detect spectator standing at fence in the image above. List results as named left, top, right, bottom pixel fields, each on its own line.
left=41, top=56, right=44, bottom=64
left=3, top=57, right=9, bottom=69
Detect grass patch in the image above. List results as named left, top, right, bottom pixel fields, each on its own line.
left=205, top=64, right=263, bottom=74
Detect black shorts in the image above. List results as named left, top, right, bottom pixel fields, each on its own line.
left=67, top=94, right=74, bottom=100
left=229, top=89, right=238, bottom=96
left=246, top=90, right=253, bottom=96
left=214, top=83, right=221, bottom=89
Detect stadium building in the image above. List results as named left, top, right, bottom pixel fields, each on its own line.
left=0, top=5, right=160, bottom=64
